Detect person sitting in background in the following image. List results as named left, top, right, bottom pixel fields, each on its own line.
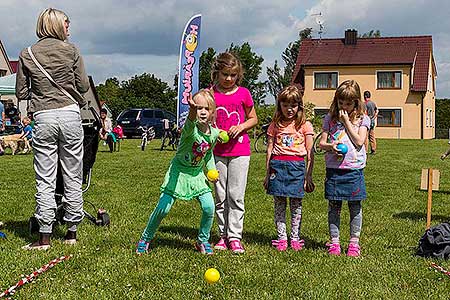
left=99, top=108, right=112, bottom=140
left=5, top=102, right=20, bottom=125
left=99, top=108, right=115, bottom=152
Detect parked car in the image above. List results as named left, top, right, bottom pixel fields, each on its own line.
left=116, top=108, right=176, bottom=138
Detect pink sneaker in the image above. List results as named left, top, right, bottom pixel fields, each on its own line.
left=271, top=239, right=288, bottom=251
left=290, top=239, right=305, bottom=251
left=229, top=240, right=245, bottom=253
left=347, top=243, right=361, bottom=257
left=326, top=243, right=341, bottom=256
left=214, top=237, right=228, bottom=250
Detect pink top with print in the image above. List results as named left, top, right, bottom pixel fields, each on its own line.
left=267, top=121, right=314, bottom=157
left=213, top=86, right=254, bottom=157
left=322, top=114, right=370, bottom=169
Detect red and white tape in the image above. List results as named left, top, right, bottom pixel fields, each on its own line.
left=430, top=262, right=450, bottom=277
left=0, top=255, right=72, bottom=298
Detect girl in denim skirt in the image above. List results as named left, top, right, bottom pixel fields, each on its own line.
left=318, top=80, right=370, bottom=257
left=264, top=86, right=315, bottom=251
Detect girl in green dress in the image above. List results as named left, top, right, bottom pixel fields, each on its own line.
left=136, top=89, right=220, bottom=255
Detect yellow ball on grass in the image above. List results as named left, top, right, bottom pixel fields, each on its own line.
left=204, top=268, right=220, bottom=284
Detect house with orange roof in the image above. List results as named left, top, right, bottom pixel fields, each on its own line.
left=292, top=29, right=437, bottom=139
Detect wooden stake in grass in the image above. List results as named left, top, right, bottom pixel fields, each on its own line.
left=427, top=168, right=433, bottom=229
left=420, top=168, right=440, bottom=229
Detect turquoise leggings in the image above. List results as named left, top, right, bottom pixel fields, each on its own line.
left=141, top=192, right=215, bottom=243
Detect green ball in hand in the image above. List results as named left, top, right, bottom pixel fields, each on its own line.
left=219, top=131, right=229, bottom=143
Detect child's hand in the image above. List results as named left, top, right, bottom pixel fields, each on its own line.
left=304, top=177, right=315, bottom=193
left=187, top=94, right=197, bottom=110
left=330, top=141, right=340, bottom=153
left=339, top=110, right=350, bottom=123
left=228, top=124, right=244, bottom=139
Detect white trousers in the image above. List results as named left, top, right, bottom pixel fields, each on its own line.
left=33, top=109, right=84, bottom=233
left=214, top=155, right=250, bottom=240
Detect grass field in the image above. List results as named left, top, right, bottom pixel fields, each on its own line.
left=1, top=138, right=450, bottom=299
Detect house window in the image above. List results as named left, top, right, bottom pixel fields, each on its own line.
left=314, top=72, right=338, bottom=89
left=377, top=71, right=401, bottom=89
left=0, top=69, right=6, bottom=77
left=431, top=109, right=434, bottom=128
left=377, top=109, right=401, bottom=127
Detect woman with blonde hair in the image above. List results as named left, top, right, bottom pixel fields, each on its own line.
left=16, top=8, right=90, bottom=250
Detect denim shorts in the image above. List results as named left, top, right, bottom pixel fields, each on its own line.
left=325, top=168, right=366, bottom=201
left=267, top=159, right=305, bottom=198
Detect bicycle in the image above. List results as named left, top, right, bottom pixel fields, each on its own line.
left=254, top=122, right=270, bottom=153
left=160, top=126, right=180, bottom=151
left=138, top=126, right=155, bottom=151
left=313, top=131, right=325, bottom=155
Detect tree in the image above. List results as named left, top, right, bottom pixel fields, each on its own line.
left=266, top=28, right=312, bottom=100
left=360, top=30, right=381, bottom=38
left=97, top=77, right=123, bottom=119
left=96, top=73, right=177, bottom=119
left=199, top=47, right=216, bottom=89
left=436, top=98, right=450, bottom=128
left=227, top=42, right=266, bottom=106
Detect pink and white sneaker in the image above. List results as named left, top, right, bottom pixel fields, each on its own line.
left=214, top=237, right=228, bottom=250
left=347, top=243, right=361, bottom=257
left=326, top=243, right=341, bottom=256
left=290, top=239, right=305, bottom=251
left=271, top=239, right=288, bottom=251
left=229, top=239, right=245, bottom=253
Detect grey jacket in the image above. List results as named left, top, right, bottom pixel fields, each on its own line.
left=15, top=37, right=90, bottom=113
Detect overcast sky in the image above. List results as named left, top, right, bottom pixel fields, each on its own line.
left=1, top=0, right=449, bottom=99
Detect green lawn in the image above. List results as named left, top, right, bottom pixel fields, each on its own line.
left=1, top=138, right=450, bottom=299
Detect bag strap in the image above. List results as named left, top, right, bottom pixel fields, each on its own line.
left=27, top=46, right=78, bottom=105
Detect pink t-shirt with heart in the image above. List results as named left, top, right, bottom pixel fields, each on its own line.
left=213, top=86, right=254, bottom=157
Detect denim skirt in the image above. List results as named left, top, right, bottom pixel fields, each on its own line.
left=267, top=159, right=305, bottom=198
left=325, top=168, right=366, bottom=201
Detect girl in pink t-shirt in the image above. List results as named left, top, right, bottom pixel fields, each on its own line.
left=211, top=52, right=258, bottom=253
left=264, top=86, right=315, bottom=251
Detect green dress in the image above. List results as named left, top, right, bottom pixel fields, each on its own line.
left=160, top=118, right=220, bottom=200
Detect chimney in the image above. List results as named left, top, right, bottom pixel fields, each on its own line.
left=344, top=29, right=358, bottom=45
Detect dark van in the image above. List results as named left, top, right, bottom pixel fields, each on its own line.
left=117, top=108, right=176, bottom=138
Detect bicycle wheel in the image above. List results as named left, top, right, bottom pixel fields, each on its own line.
left=313, top=132, right=325, bottom=155
left=254, top=132, right=268, bottom=153
left=141, top=136, right=147, bottom=151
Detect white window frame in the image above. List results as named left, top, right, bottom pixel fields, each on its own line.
left=376, top=70, right=403, bottom=90
left=377, top=107, right=403, bottom=127
left=313, top=71, right=339, bottom=90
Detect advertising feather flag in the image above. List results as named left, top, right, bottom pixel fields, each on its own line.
left=176, top=14, right=201, bottom=128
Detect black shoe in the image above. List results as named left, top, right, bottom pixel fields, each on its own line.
left=64, top=230, right=77, bottom=245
